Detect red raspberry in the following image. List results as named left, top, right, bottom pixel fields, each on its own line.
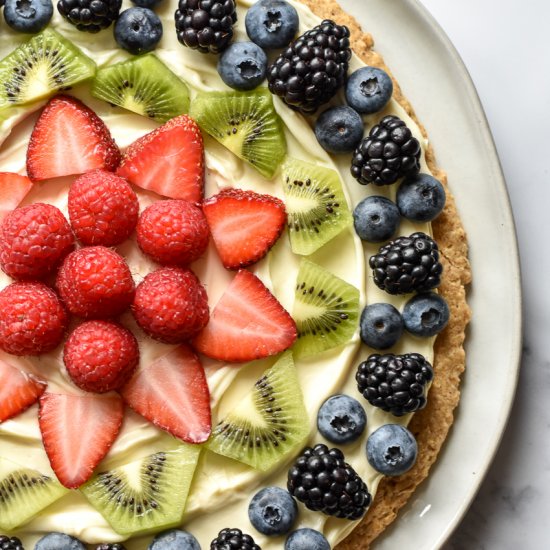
left=132, top=267, right=209, bottom=343
left=68, top=169, right=139, bottom=247
left=63, top=320, right=139, bottom=393
left=136, top=200, right=209, bottom=266
left=0, top=203, right=74, bottom=280
left=0, top=282, right=67, bottom=356
left=57, top=246, right=135, bottom=319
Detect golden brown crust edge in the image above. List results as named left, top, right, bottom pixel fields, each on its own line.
left=297, top=1, right=472, bottom=547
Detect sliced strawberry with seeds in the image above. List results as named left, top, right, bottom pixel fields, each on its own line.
left=203, top=188, right=286, bottom=270
left=120, top=345, right=211, bottom=443
left=38, top=392, right=124, bottom=489
left=117, top=115, right=204, bottom=202
left=0, top=173, right=33, bottom=223
left=27, top=95, right=121, bottom=181
left=193, top=269, right=297, bottom=362
left=0, top=359, right=46, bottom=422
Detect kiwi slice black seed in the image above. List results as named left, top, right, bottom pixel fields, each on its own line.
left=80, top=446, right=200, bottom=537
left=0, top=28, right=96, bottom=110
left=207, top=351, right=309, bottom=471
left=189, top=88, right=286, bottom=179
left=91, top=54, right=190, bottom=123
left=292, top=258, right=360, bottom=358
left=0, top=456, right=68, bottom=530
left=282, top=157, right=353, bottom=255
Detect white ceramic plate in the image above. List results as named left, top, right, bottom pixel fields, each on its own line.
left=335, top=0, right=522, bottom=548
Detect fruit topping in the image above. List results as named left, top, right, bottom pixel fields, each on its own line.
left=57, top=0, right=122, bottom=32
left=0, top=457, right=68, bottom=531
left=292, top=259, right=359, bottom=359
left=345, top=66, right=393, bottom=114
left=402, top=291, right=449, bottom=337
left=285, top=528, right=330, bottom=550
left=193, top=269, right=297, bottom=362
left=369, top=232, right=443, bottom=295
left=117, top=114, right=204, bottom=202
left=68, top=169, right=139, bottom=247
left=136, top=200, right=209, bottom=267
left=0, top=359, right=46, bottom=422
left=206, top=351, right=308, bottom=470
left=356, top=352, right=433, bottom=416
left=366, top=424, right=418, bottom=476
left=91, top=54, right=190, bottom=123
left=287, top=443, right=371, bottom=519
left=56, top=246, right=135, bottom=319
left=27, top=95, right=121, bottom=181
left=359, top=302, right=403, bottom=350
left=0, top=536, right=23, bottom=550
left=114, top=7, right=163, bottom=55
left=132, top=267, right=209, bottom=344
left=38, top=392, right=124, bottom=488
left=351, top=114, right=421, bottom=186
left=81, top=446, right=201, bottom=537
left=245, top=0, right=299, bottom=50
left=317, top=394, right=366, bottom=444
left=0, top=173, right=33, bottom=223
left=132, top=0, right=162, bottom=7
left=218, top=41, right=268, bottom=91
left=0, top=282, right=67, bottom=356
left=0, top=203, right=74, bottom=280
left=0, top=29, right=96, bottom=110
left=282, top=158, right=352, bottom=256
left=396, top=172, right=446, bottom=222
left=4, top=0, right=53, bottom=34
left=34, top=533, right=85, bottom=550
left=96, top=545, right=127, bottom=550
left=267, top=19, right=351, bottom=113
left=149, top=530, right=200, bottom=550
left=202, top=187, right=286, bottom=270
left=353, top=195, right=400, bottom=243
left=314, top=105, right=364, bottom=154
left=174, top=0, right=237, bottom=54
left=190, top=88, right=286, bottom=179
left=120, top=345, right=211, bottom=443
left=210, top=528, right=260, bottom=550
left=248, top=486, right=297, bottom=536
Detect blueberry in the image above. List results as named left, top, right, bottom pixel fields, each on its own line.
left=34, top=532, right=86, bottom=550
left=314, top=106, right=364, bottom=154
left=114, top=7, right=163, bottom=55
left=217, top=41, right=268, bottom=91
left=353, top=195, right=400, bottom=242
left=248, top=486, right=297, bottom=535
left=360, top=302, right=403, bottom=349
left=245, top=0, right=299, bottom=49
left=402, top=292, right=449, bottom=337
left=3, top=0, right=53, bottom=33
left=317, top=394, right=366, bottom=444
left=131, top=0, right=163, bottom=8
left=346, top=66, right=393, bottom=114
left=396, top=173, right=446, bottom=222
left=148, top=529, right=200, bottom=549
left=285, top=528, right=330, bottom=550
left=366, top=424, right=418, bottom=476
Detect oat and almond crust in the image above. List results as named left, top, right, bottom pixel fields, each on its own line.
left=297, top=0, right=472, bottom=547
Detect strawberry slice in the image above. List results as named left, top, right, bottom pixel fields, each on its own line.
left=27, top=95, right=121, bottom=181
left=38, top=392, right=124, bottom=489
left=120, top=345, right=211, bottom=443
left=117, top=115, right=204, bottom=202
left=203, top=188, right=287, bottom=270
left=0, top=359, right=46, bottom=422
left=0, top=173, right=33, bottom=223
left=193, top=269, right=297, bottom=362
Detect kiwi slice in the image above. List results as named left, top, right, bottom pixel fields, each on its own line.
left=292, top=258, right=360, bottom=358
left=206, top=351, right=309, bottom=471
left=0, top=457, right=68, bottom=531
left=91, top=54, right=190, bottom=123
left=282, top=157, right=353, bottom=255
left=189, top=88, right=286, bottom=179
left=80, top=445, right=200, bottom=537
left=0, top=29, right=96, bottom=110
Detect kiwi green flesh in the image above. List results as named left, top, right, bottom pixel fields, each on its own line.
left=292, top=258, right=360, bottom=359
left=206, top=351, right=309, bottom=471
left=0, top=28, right=96, bottom=110
left=190, top=88, right=286, bottom=179
left=0, top=457, right=68, bottom=531
left=91, top=54, right=190, bottom=123
left=282, top=157, right=353, bottom=256
left=80, top=446, right=200, bottom=537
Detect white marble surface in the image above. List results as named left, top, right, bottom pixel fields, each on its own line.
left=417, top=1, right=549, bottom=549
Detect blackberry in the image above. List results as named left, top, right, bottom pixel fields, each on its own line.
left=369, top=232, right=443, bottom=295
left=210, top=528, right=260, bottom=549
left=267, top=19, right=351, bottom=113
left=57, top=0, right=122, bottom=32
left=95, top=545, right=126, bottom=550
left=175, top=0, right=237, bottom=54
left=356, top=352, right=433, bottom=416
left=287, top=443, right=371, bottom=520
left=351, top=115, right=421, bottom=186
left=0, top=536, right=24, bottom=550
